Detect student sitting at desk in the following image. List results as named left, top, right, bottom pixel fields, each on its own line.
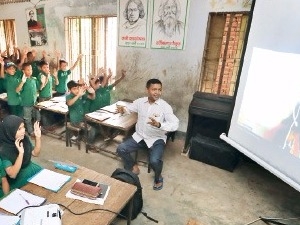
left=66, top=80, right=97, bottom=143
left=0, top=115, right=42, bottom=198
left=116, top=78, right=179, bottom=191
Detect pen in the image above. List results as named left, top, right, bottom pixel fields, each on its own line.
left=19, top=193, right=30, bottom=205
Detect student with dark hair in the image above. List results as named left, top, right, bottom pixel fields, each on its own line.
left=16, top=63, right=40, bottom=138
left=66, top=80, right=97, bottom=143
left=37, top=60, right=58, bottom=128
left=116, top=78, right=179, bottom=190
left=38, top=60, right=58, bottom=102
left=3, top=61, right=23, bottom=117
left=54, top=53, right=82, bottom=97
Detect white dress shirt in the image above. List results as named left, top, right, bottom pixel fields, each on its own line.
left=127, top=97, right=179, bottom=148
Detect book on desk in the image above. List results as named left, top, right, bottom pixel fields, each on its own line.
left=66, top=179, right=110, bottom=205
left=28, top=168, right=71, bottom=192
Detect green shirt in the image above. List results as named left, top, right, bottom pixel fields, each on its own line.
left=20, top=77, right=38, bottom=106
left=0, top=158, right=6, bottom=179
left=66, top=93, right=88, bottom=123
left=89, top=87, right=106, bottom=112
left=101, top=85, right=113, bottom=107
left=56, top=69, right=71, bottom=93
left=31, top=61, right=40, bottom=78
left=38, top=73, right=53, bottom=98
left=0, top=77, right=5, bottom=93
left=4, top=70, right=22, bottom=105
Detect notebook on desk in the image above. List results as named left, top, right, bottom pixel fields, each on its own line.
left=100, top=101, right=130, bottom=114
left=28, top=169, right=71, bottom=192
left=0, top=189, right=46, bottom=215
left=86, top=111, right=111, bottom=121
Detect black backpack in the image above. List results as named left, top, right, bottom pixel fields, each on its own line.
left=111, top=168, right=143, bottom=220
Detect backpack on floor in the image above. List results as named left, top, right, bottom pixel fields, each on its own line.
left=111, top=168, right=143, bottom=220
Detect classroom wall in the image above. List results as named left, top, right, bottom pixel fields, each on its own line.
left=0, top=0, right=251, bottom=134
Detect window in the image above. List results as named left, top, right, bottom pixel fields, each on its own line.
left=0, top=19, right=17, bottom=54
left=65, top=16, right=117, bottom=82
left=199, top=13, right=249, bottom=96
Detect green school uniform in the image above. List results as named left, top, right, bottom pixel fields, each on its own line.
left=66, top=93, right=88, bottom=123
left=89, top=87, right=105, bottom=112
left=0, top=77, right=5, bottom=94
left=20, top=77, right=38, bottom=106
left=4, top=70, right=22, bottom=105
left=55, top=69, right=71, bottom=94
left=38, top=73, right=53, bottom=98
left=31, top=61, right=40, bottom=78
left=101, top=85, right=114, bottom=107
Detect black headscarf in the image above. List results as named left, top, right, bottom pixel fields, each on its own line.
left=0, top=115, right=32, bottom=168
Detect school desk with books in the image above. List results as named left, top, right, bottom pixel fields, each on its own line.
left=0, top=164, right=137, bottom=225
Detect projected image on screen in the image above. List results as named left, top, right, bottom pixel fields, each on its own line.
left=238, top=48, right=300, bottom=158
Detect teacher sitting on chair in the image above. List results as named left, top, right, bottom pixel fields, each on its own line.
left=0, top=115, right=42, bottom=197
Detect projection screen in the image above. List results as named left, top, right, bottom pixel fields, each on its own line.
left=220, top=0, right=300, bottom=192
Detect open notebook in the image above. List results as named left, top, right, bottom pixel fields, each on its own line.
left=28, top=169, right=71, bottom=192
left=0, top=189, right=46, bottom=215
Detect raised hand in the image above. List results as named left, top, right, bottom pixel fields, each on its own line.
left=33, top=121, right=41, bottom=138
left=22, top=73, right=27, bottom=83
left=121, top=69, right=126, bottom=78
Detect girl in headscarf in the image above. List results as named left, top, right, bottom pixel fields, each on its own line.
left=0, top=115, right=42, bottom=197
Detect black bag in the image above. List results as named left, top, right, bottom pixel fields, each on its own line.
left=189, top=134, right=241, bottom=172
left=111, top=168, right=143, bottom=220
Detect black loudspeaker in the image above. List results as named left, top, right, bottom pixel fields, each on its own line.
left=189, top=134, right=241, bottom=172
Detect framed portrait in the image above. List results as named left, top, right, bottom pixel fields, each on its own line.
left=150, top=0, right=189, bottom=50
left=118, top=0, right=149, bottom=48
left=26, top=7, right=48, bottom=47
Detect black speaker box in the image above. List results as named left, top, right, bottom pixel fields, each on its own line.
left=189, top=134, right=241, bottom=172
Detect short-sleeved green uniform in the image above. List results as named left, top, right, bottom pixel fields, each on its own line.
left=5, top=71, right=23, bottom=117
left=55, top=69, right=71, bottom=94
left=66, top=93, right=89, bottom=123
left=20, top=77, right=38, bottom=106
left=38, top=73, right=53, bottom=99
left=31, top=61, right=40, bottom=78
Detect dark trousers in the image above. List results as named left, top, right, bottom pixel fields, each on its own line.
left=117, top=137, right=165, bottom=182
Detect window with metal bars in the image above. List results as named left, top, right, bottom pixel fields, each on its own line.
left=0, top=19, right=17, bottom=55
left=199, top=13, right=249, bottom=96
left=65, top=16, right=117, bottom=82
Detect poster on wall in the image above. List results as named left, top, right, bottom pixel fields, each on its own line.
left=118, top=0, right=148, bottom=48
left=26, top=7, right=47, bottom=47
left=150, top=0, right=189, bottom=50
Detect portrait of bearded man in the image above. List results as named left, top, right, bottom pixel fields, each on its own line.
left=154, top=0, right=184, bottom=38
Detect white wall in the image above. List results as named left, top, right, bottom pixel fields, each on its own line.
left=0, top=0, right=251, bottom=133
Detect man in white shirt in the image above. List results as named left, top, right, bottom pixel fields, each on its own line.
left=116, top=78, right=179, bottom=190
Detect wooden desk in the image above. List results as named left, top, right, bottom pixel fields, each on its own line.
left=1, top=165, right=137, bottom=225
left=35, top=97, right=68, bottom=139
left=84, top=101, right=137, bottom=154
